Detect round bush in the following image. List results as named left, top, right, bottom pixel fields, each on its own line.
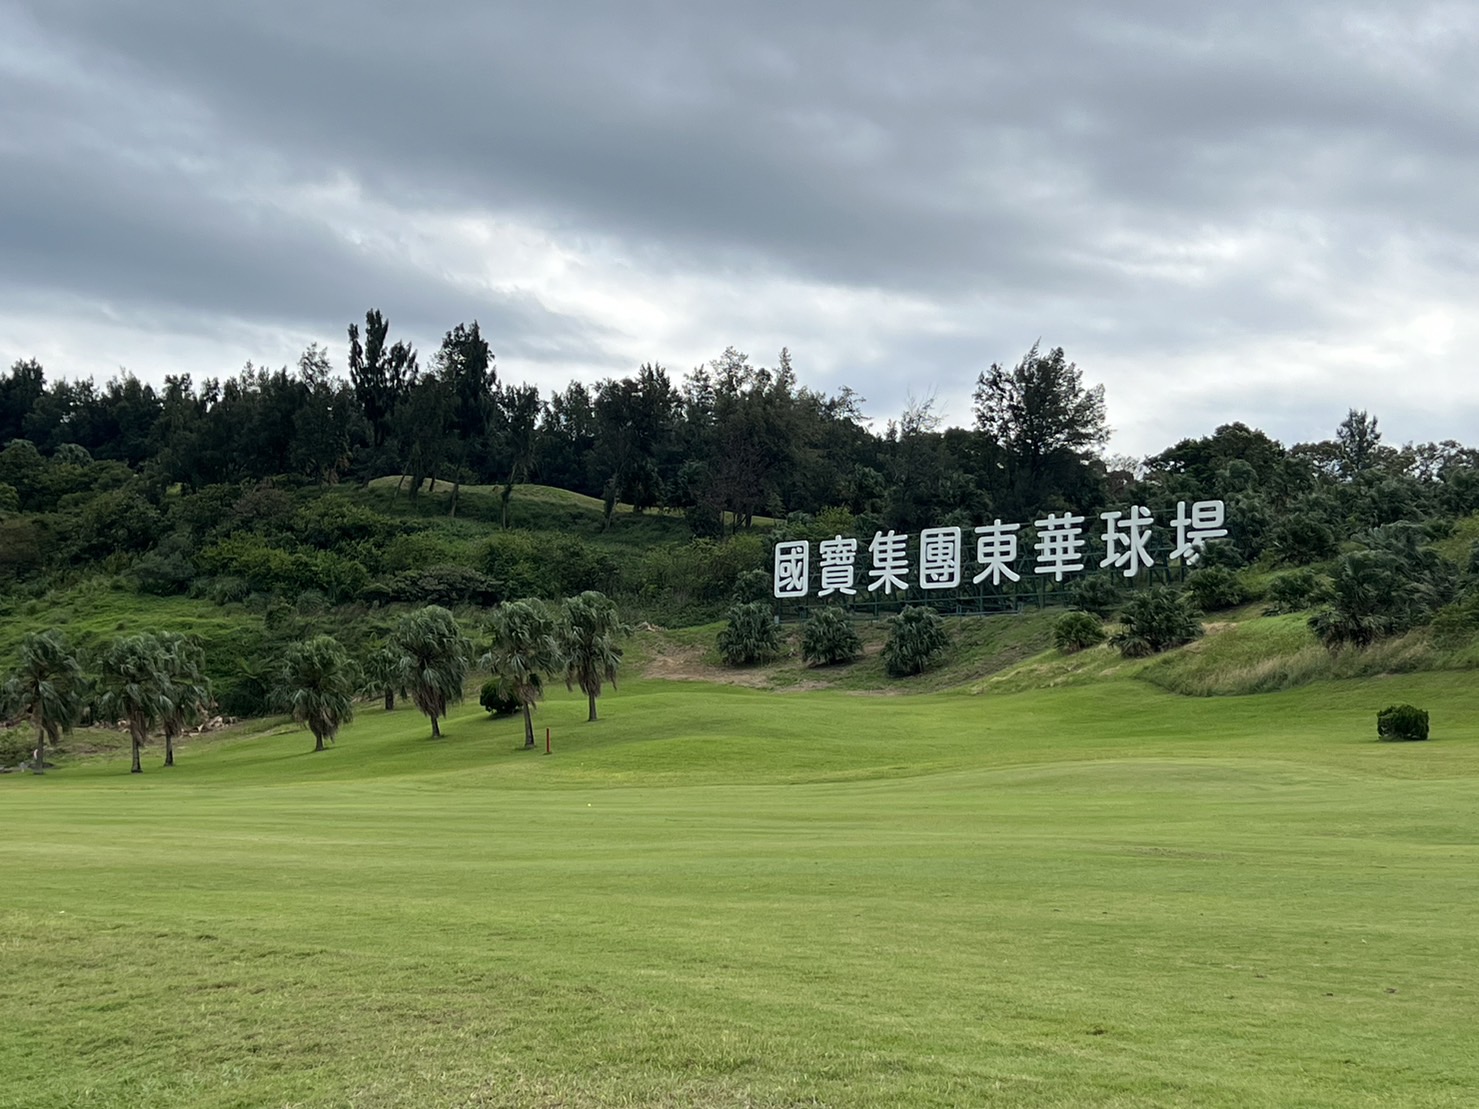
left=1070, top=575, right=1123, bottom=619
left=801, top=607, right=863, bottom=666
left=1111, top=587, right=1204, bottom=658
left=1184, top=566, right=1250, bottom=612
left=1376, top=703, right=1429, bottom=742
left=1053, top=611, right=1105, bottom=654
left=479, top=679, right=522, bottom=718
left=882, top=606, right=949, bottom=677
left=717, top=602, right=782, bottom=666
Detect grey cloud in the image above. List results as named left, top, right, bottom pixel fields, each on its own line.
left=4, top=0, right=1479, bottom=449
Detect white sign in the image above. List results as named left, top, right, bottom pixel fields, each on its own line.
left=773, top=500, right=1226, bottom=599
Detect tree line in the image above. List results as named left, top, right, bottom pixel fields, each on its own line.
left=1, top=592, right=627, bottom=774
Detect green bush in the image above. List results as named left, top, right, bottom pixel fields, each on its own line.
left=478, top=679, right=522, bottom=718
left=1111, top=587, right=1204, bottom=658
left=1070, top=575, right=1123, bottom=619
left=1376, top=703, right=1429, bottom=742
left=716, top=602, right=782, bottom=666
left=1053, top=611, right=1105, bottom=653
left=1263, top=568, right=1329, bottom=615
left=1184, top=566, right=1251, bottom=612
left=0, top=730, right=38, bottom=767
left=882, top=606, right=949, bottom=677
left=801, top=607, right=863, bottom=666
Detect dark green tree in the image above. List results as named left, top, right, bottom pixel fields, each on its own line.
left=391, top=606, right=472, bottom=738
left=280, top=636, right=358, bottom=752
left=360, top=643, right=409, bottom=712
left=96, top=634, right=173, bottom=775
left=1, top=629, right=86, bottom=774
left=973, top=343, right=1108, bottom=516
left=348, top=309, right=418, bottom=450
left=558, top=591, right=629, bottom=722
left=159, top=633, right=211, bottom=768
left=483, top=599, right=564, bottom=747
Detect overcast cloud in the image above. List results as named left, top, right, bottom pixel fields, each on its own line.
left=2, top=0, right=1477, bottom=454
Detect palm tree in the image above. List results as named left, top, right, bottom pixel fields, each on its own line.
left=558, top=591, right=628, bottom=722
left=390, top=606, right=472, bottom=738
left=484, top=598, right=564, bottom=748
left=1, top=629, right=86, bottom=775
left=96, top=634, right=172, bottom=775
left=280, top=636, right=357, bottom=752
left=360, top=642, right=409, bottom=711
left=158, top=633, right=211, bottom=768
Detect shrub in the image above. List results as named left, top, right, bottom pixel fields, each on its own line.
left=1184, top=566, right=1251, bottom=612
left=0, top=730, right=38, bottom=767
left=1263, top=568, right=1329, bottom=615
left=1194, top=540, right=1245, bottom=570
left=801, top=607, right=863, bottom=666
left=479, top=678, right=522, bottom=718
left=882, top=606, right=949, bottom=677
left=717, top=602, right=782, bottom=666
left=1376, top=703, right=1429, bottom=742
left=1308, top=549, right=1423, bottom=650
left=732, top=569, right=771, bottom=605
left=1111, top=587, right=1204, bottom=658
left=1053, top=611, right=1105, bottom=653
left=1070, top=575, right=1123, bottom=619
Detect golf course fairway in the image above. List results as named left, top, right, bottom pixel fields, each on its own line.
left=3, top=672, right=1477, bottom=1107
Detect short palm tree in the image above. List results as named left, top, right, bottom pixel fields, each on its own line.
left=483, top=599, right=564, bottom=747
left=96, top=633, right=173, bottom=775
left=280, top=636, right=357, bottom=752
left=1, top=629, right=86, bottom=775
left=360, top=642, right=410, bottom=711
left=558, top=591, right=628, bottom=722
left=390, top=606, right=472, bottom=738
left=159, top=633, right=211, bottom=767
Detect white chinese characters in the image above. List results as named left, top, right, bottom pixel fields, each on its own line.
left=772, top=540, right=809, bottom=599
left=770, top=500, right=1226, bottom=598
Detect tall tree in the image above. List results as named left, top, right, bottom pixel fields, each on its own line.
left=1, top=629, right=85, bottom=775
left=483, top=599, right=564, bottom=747
left=973, top=343, right=1109, bottom=516
left=348, top=310, right=418, bottom=450
left=391, top=606, right=472, bottom=738
left=96, top=634, right=173, bottom=775
left=158, top=633, right=211, bottom=768
left=360, top=643, right=409, bottom=712
left=436, top=321, right=496, bottom=516
left=280, top=636, right=358, bottom=752
left=558, top=591, right=628, bottom=722
left=1336, top=408, right=1385, bottom=480
left=493, top=382, right=541, bottom=527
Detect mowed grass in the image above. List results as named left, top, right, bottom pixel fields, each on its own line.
left=4, top=672, right=1479, bottom=1108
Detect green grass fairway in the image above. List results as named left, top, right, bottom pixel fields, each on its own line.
left=4, top=673, right=1479, bottom=1107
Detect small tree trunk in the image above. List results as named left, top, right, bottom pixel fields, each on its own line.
left=164, top=729, right=175, bottom=767
left=314, top=731, right=325, bottom=753
left=588, top=692, right=598, bottom=722
left=32, top=720, right=45, bottom=776
left=384, top=690, right=395, bottom=712
left=131, top=728, right=142, bottom=774
left=431, top=714, right=441, bottom=739
left=522, top=703, right=536, bottom=748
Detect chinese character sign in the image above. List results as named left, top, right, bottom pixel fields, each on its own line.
left=770, top=500, right=1227, bottom=599
left=773, top=540, right=809, bottom=599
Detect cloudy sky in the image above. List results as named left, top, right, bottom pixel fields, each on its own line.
left=2, top=1, right=1476, bottom=455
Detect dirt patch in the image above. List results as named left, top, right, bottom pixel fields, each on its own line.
left=642, top=643, right=777, bottom=687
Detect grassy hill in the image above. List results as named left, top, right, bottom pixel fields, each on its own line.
left=4, top=661, right=1478, bottom=1107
